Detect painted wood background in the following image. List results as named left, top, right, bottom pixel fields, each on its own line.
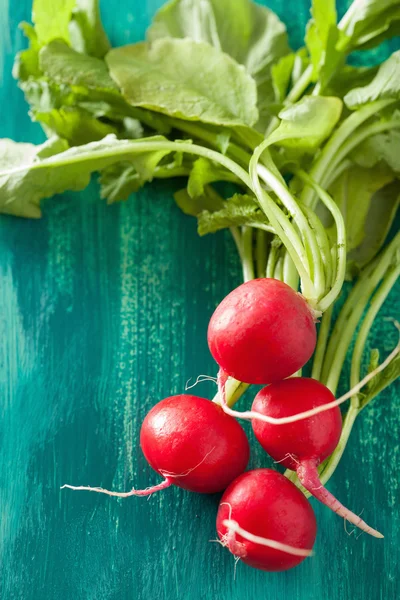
left=0, top=1, right=399, bottom=599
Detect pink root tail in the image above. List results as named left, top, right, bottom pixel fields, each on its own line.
left=61, top=477, right=173, bottom=497
left=297, top=460, right=383, bottom=539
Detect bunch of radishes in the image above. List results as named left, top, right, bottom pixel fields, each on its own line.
left=63, top=277, right=390, bottom=572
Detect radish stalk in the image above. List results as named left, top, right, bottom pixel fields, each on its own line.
left=241, top=226, right=255, bottom=282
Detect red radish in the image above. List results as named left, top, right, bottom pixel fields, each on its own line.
left=208, top=278, right=317, bottom=385
left=62, top=395, right=250, bottom=496
left=251, top=378, right=383, bottom=538
left=216, top=469, right=316, bottom=572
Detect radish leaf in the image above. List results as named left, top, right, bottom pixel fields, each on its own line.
left=267, top=96, right=342, bottom=151
left=345, top=51, right=400, bottom=108
left=197, top=194, right=268, bottom=235
left=106, top=39, right=258, bottom=127
left=69, top=0, right=111, bottom=58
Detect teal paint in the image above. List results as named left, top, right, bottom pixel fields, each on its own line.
left=0, top=1, right=399, bottom=599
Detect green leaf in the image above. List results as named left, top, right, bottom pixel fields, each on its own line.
left=0, top=134, right=173, bottom=218
left=340, top=0, right=400, bottom=49
left=147, top=0, right=290, bottom=131
left=305, top=0, right=337, bottom=78
left=327, top=164, right=399, bottom=277
left=215, top=132, right=231, bottom=155
left=147, top=0, right=290, bottom=82
left=40, top=40, right=118, bottom=92
left=359, top=350, right=400, bottom=409
left=344, top=51, right=400, bottom=108
left=13, top=23, right=42, bottom=81
left=69, top=0, right=111, bottom=58
left=271, top=53, right=295, bottom=103
left=32, top=0, right=76, bottom=44
left=35, top=106, right=118, bottom=145
left=351, top=128, right=400, bottom=173
left=99, top=142, right=172, bottom=201
left=19, top=40, right=172, bottom=140
left=197, top=193, right=267, bottom=235
left=266, top=96, right=343, bottom=151
left=106, top=38, right=258, bottom=127
left=187, top=157, right=239, bottom=198
left=324, top=64, right=379, bottom=99
left=174, top=187, right=224, bottom=217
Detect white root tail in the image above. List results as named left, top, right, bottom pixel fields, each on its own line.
left=61, top=477, right=172, bottom=497
left=222, top=520, right=314, bottom=557
left=61, top=448, right=217, bottom=498
left=218, top=324, right=399, bottom=425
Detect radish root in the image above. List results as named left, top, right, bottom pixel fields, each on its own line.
left=185, top=375, right=218, bottom=391
left=218, top=323, right=399, bottom=425
left=222, top=519, right=314, bottom=557
left=61, top=447, right=217, bottom=497
left=296, top=459, right=384, bottom=539
left=61, top=477, right=173, bottom=497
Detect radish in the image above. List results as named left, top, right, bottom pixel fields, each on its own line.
left=208, top=278, right=317, bottom=385
left=62, top=395, right=250, bottom=496
left=216, top=469, right=316, bottom=572
left=251, top=378, right=383, bottom=538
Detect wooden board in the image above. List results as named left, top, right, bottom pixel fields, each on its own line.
left=0, top=1, right=399, bottom=599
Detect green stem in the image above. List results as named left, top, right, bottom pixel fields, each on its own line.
left=282, top=251, right=299, bottom=290
left=286, top=64, right=313, bottom=103
left=301, top=100, right=396, bottom=209
left=311, top=306, right=333, bottom=381
left=241, top=226, right=255, bottom=282
left=321, top=232, right=400, bottom=393
left=295, top=170, right=346, bottom=311
left=249, top=153, right=317, bottom=303
left=266, top=242, right=279, bottom=278
left=168, top=117, right=252, bottom=167
left=247, top=222, right=275, bottom=234
left=212, top=378, right=249, bottom=407
left=317, top=265, right=400, bottom=487
left=301, top=204, right=332, bottom=287
left=287, top=245, right=400, bottom=492
left=274, top=254, right=284, bottom=281
left=256, top=229, right=268, bottom=279
left=257, top=163, right=324, bottom=298
left=230, top=227, right=243, bottom=263
left=350, top=262, right=400, bottom=407
left=18, top=139, right=253, bottom=191
left=325, top=119, right=400, bottom=188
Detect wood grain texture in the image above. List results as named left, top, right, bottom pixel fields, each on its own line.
left=0, top=1, right=399, bottom=599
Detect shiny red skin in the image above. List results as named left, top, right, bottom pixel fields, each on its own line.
left=252, top=378, right=342, bottom=470
left=207, top=279, right=316, bottom=384
left=140, top=395, right=250, bottom=493
left=217, top=469, right=316, bottom=571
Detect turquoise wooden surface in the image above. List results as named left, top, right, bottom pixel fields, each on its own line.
left=0, top=1, right=399, bottom=599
